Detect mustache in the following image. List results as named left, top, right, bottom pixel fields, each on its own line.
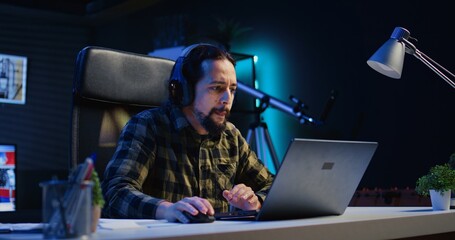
left=209, top=107, right=230, bottom=115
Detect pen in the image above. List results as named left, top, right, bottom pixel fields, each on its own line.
left=0, top=227, right=12, bottom=233
left=0, top=228, right=44, bottom=234
left=67, top=157, right=94, bottom=234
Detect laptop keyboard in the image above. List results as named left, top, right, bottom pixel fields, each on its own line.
left=214, top=210, right=259, bottom=220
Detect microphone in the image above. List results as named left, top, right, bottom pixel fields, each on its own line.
left=319, top=90, right=337, bottom=123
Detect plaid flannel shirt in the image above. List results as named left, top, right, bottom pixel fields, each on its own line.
left=101, top=104, right=274, bottom=219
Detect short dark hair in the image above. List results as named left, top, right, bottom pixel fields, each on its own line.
left=182, top=44, right=236, bottom=90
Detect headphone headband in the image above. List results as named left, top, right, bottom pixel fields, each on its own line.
left=180, top=43, right=217, bottom=57
left=169, top=43, right=223, bottom=106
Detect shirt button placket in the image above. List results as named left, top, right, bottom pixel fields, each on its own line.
left=198, top=140, right=208, bottom=197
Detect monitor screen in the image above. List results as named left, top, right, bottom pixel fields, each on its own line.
left=0, top=143, right=67, bottom=223
left=0, top=144, right=15, bottom=212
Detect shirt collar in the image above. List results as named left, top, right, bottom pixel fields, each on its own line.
left=168, top=104, right=190, bottom=131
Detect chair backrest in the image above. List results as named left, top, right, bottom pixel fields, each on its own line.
left=71, top=46, right=175, bottom=179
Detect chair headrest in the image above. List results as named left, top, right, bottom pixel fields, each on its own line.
left=73, top=46, right=175, bottom=107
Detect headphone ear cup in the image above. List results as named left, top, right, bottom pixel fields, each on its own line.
left=169, top=56, right=193, bottom=106
left=179, top=76, right=192, bottom=106
left=169, top=56, right=185, bottom=105
left=170, top=43, right=215, bottom=106
left=169, top=80, right=182, bottom=104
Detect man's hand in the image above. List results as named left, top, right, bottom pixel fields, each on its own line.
left=222, top=184, right=261, bottom=210
left=156, top=196, right=214, bottom=223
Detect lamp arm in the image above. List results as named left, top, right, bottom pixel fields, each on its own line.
left=401, top=38, right=455, bottom=89
left=413, top=50, right=455, bottom=89
left=418, top=51, right=455, bottom=78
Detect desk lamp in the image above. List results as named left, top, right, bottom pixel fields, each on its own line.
left=367, top=27, right=455, bottom=89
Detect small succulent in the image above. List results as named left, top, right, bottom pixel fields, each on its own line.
left=415, top=163, right=455, bottom=196
left=91, top=170, right=105, bottom=208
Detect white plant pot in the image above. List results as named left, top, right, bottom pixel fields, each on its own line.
left=429, top=190, right=451, bottom=211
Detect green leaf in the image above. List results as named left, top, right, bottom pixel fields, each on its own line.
left=91, top=170, right=105, bottom=208
left=415, top=163, right=455, bottom=196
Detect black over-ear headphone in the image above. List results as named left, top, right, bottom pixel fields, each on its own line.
left=169, top=43, right=216, bottom=106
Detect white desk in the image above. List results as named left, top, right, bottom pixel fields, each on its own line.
left=2, top=207, right=455, bottom=240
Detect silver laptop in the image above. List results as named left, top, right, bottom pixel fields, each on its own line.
left=215, top=138, right=378, bottom=221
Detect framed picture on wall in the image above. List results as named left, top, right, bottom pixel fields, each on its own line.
left=0, top=53, right=27, bottom=104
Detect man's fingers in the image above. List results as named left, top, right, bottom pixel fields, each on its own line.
left=232, top=185, right=252, bottom=200
left=176, top=199, right=198, bottom=214
left=223, top=184, right=261, bottom=211
left=181, top=196, right=214, bottom=215
left=242, top=191, right=255, bottom=200
left=229, top=183, right=245, bottom=197
left=223, top=190, right=232, bottom=201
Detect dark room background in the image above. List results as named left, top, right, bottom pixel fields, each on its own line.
left=0, top=0, right=453, bottom=209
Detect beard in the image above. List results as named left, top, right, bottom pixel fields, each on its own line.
left=195, top=107, right=230, bottom=136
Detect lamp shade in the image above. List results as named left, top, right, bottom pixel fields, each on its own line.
left=367, top=39, right=405, bottom=79
left=367, top=27, right=411, bottom=79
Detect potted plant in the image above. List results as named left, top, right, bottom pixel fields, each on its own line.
left=415, top=163, right=455, bottom=210
left=448, top=153, right=455, bottom=209
left=91, top=170, right=105, bottom=232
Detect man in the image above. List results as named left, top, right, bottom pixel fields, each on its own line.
left=102, top=43, right=274, bottom=223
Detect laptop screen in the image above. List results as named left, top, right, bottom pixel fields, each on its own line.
left=0, top=144, right=16, bottom=212
left=216, top=138, right=378, bottom=221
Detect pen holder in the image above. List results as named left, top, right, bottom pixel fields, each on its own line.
left=40, top=180, right=93, bottom=239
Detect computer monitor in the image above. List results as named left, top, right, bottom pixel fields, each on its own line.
left=0, top=143, right=69, bottom=223
left=0, top=144, right=16, bottom=212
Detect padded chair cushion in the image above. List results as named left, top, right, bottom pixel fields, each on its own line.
left=74, top=46, right=174, bottom=106
left=71, top=46, right=175, bottom=179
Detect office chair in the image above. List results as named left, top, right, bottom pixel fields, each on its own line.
left=71, top=46, right=174, bottom=180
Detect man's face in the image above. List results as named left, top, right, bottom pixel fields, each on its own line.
left=191, top=59, right=237, bottom=135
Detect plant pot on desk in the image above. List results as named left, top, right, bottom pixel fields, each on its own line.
left=90, top=170, right=104, bottom=233
left=92, top=205, right=101, bottom=233
left=451, top=191, right=455, bottom=209
left=429, top=190, right=451, bottom=211
left=415, top=163, right=455, bottom=211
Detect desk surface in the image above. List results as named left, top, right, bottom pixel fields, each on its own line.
left=2, top=207, right=455, bottom=240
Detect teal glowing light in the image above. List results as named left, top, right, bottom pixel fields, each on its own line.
left=246, top=43, right=290, bottom=174
left=255, top=80, right=260, bottom=108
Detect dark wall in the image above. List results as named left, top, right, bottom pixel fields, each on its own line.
left=0, top=15, right=89, bottom=170
left=141, top=0, right=455, bottom=188
left=0, top=0, right=453, bottom=206
left=0, top=11, right=91, bottom=209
